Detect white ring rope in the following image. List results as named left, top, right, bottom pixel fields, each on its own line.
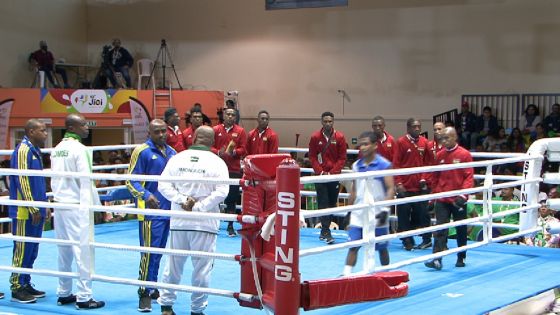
left=0, top=141, right=551, bottom=308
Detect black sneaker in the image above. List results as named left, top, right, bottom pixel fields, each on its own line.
left=138, top=295, right=152, bottom=312
left=455, top=258, right=466, bottom=268
left=57, top=294, right=77, bottom=306
left=0, top=291, right=4, bottom=299
left=414, top=241, right=432, bottom=250
left=75, top=298, right=106, bottom=310
left=11, top=287, right=37, bottom=304
left=227, top=225, right=237, bottom=237
left=191, top=312, right=205, bottom=315
left=23, top=283, right=46, bottom=298
left=424, top=259, right=442, bottom=271
left=149, top=289, right=159, bottom=300
left=161, top=305, right=176, bottom=315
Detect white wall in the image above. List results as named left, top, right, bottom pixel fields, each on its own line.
left=0, top=0, right=87, bottom=88
left=2, top=0, right=560, bottom=145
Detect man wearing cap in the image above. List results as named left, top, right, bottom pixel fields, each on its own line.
left=29, top=41, right=70, bottom=88
left=164, top=108, right=185, bottom=153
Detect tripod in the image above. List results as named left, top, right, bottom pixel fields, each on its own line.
left=146, top=39, right=183, bottom=90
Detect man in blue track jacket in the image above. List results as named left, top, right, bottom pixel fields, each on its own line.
left=9, top=119, right=48, bottom=304
left=126, top=119, right=176, bottom=312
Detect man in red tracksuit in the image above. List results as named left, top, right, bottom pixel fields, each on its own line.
left=428, top=122, right=445, bottom=163
left=212, top=107, right=247, bottom=236
left=372, top=115, right=397, bottom=162
left=308, top=112, right=347, bottom=244
left=393, top=118, right=433, bottom=251
left=183, top=107, right=205, bottom=149
left=425, top=127, right=473, bottom=270
left=247, top=110, right=279, bottom=155
left=164, top=108, right=185, bottom=153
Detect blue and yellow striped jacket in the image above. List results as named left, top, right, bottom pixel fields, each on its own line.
left=126, top=139, right=176, bottom=221
left=9, top=136, right=47, bottom=219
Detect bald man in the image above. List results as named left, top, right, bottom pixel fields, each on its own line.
left=425, top=127, right=473, bottom=270
left=51, top=113, right=105, bottom=309
left=9, top=119, right=48, bottom=303
left=126, top=119, right=176, bottom=312
left=158, top=126, right=229, bottom=315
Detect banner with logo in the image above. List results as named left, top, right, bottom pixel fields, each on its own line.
left=40, top=89, right=137, bottom=113
left=0, top=99, right=13, bottom=149
left=129, top=97, right=151, bottom=144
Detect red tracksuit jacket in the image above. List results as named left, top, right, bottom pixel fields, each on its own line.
left=431, top=144, right=474, bottom=203
left=247, top=127, right=279, bottom=155
left=308, top=128, right=347, bottom=175
left=212, top=124, right=247, bottom=173
left=393, top=134, right=432, bottom=192
left=377, top=131, right=397, bottom=162
left=166, top=126, right=185, bottom=153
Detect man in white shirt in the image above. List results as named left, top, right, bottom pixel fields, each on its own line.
left=157, top=126, right=229, bottom=315
left=50, top=113, right=105, bottom=310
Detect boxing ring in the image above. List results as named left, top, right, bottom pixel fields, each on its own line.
left=0, top=139, right=559, bottom=314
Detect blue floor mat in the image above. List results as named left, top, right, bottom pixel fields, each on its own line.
left=0, top=220, right=558, bottom=315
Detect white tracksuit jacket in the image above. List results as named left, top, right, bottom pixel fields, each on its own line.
left=158, top=146, right=229, bottom=233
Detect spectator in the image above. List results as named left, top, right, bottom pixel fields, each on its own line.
left=492, top=186, right=519, bottom=236
left=507, top=127, right=526, bottom=153
left=393, top=118, right=432, bottom=251
left=535, top=123, right=547, bottom=141
left=164, top=108, right=185, bottom=152
left=455, top=102, right=477, bottom=149
left=105, top=38, right=133, bottom=88
left=308, top=112, right=347, bottom=244
left=526, top=193, right=559, bottom=248
left=543, top=103, right=560, bottom=137
left=472, top=106, right=499, bottom=149
left=482, top=127, right=507, bottom=152
left=247, top=110, right=279, bottom=155
left=29, top=40, right=70, bottom=88
left=519, top=104, right=541, bottom=144
left=371, top=115, right=397, bottom=162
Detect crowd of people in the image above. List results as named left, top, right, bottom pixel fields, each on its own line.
left=1, top=100, right=560, bottom=314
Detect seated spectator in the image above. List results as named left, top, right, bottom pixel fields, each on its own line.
left=543, top=103, right=560, bottom=137
left=492, top=186, right=519, bottom=236
left=525, top=193, right=559, bottom=248
left=519, top=104, right=541, bottom=144
left=455, top=102, right=477, bottom=149
left=104, top=38, right=133, bottom=88
left=29, top=40, right=70, bottom=88
left=472, top=106, right=498, bottom=149
left=482, top=126, right=507, bottom=152
left=507, top=127, right=526, bottom=153
left=534, top=123, right=547, bottom=141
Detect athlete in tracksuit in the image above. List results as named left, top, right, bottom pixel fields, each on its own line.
left=9, top=120, right=48, bottom=303
left=50, top=114, right=105, bottom=309
left=126, top=119, right=176, bottom=311
left=158, top=126, right=229, bottom=315
left=246, top=110, right=279, bottom=155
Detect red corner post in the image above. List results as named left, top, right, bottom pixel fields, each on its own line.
left=272, top=158, right=301, bottom=315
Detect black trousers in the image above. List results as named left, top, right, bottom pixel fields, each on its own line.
left=225, top=172, right=242, bottom=215
left=433, top=202, right=467, bottom=259
left=396, top=191, right=431, bottom=245
left=315, top=181, right=339, bottom=232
